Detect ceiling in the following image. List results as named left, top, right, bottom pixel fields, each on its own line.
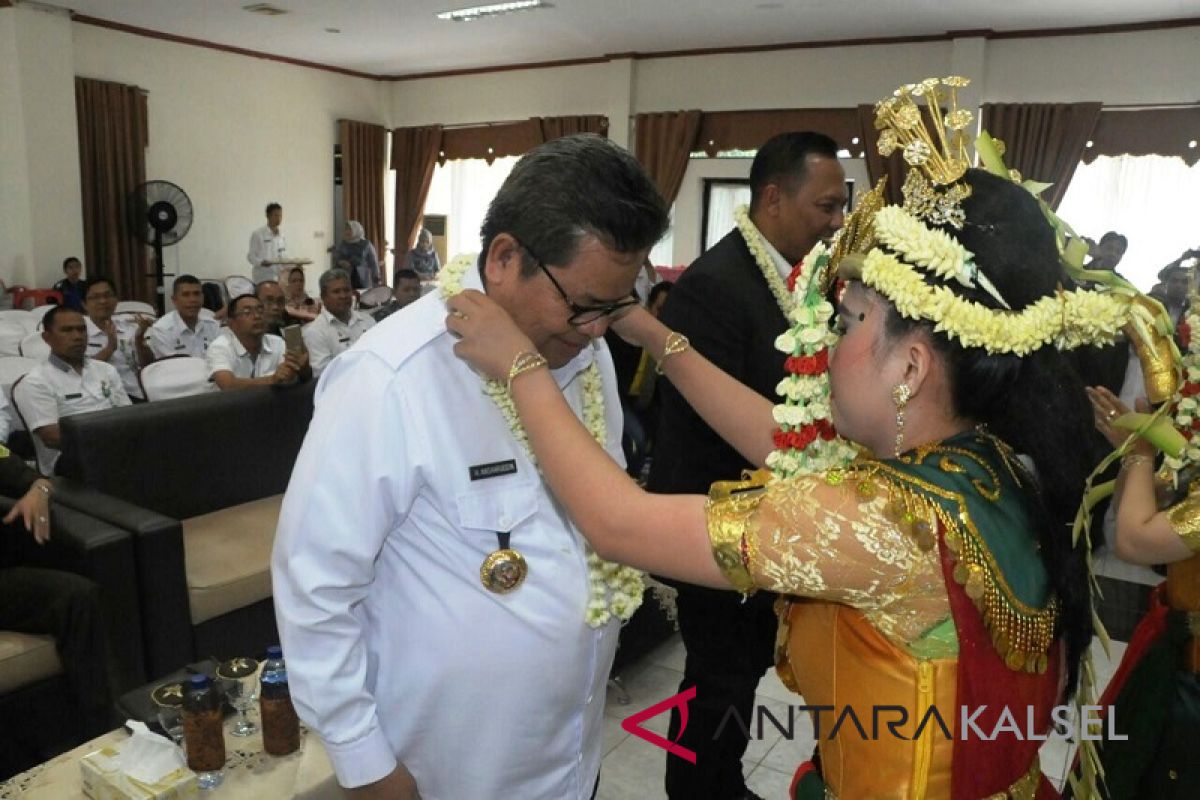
left=44, top=0, right=1200, bottom=77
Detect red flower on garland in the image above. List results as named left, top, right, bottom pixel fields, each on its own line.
left=1180, top=319, right=1192, bottom=350
left=786, top=263, right=803, bottom=293
left=1182, top=382, right=1200, bottom=398
left=772, top=419, right=837, bottom=451
left=785, top=349, right=830, bottom=376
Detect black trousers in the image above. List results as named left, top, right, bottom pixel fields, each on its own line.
left=0, top=567, right=113, bottom=736
left=665, top=584, right=778, bottom=800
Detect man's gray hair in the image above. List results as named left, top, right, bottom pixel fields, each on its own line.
left=319, top=268, right=350, bottom=296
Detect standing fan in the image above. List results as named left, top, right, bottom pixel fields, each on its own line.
left=130, top=180, right=193, bottom=314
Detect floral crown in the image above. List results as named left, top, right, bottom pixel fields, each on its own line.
left=828, top=76, right=1131, bottom=356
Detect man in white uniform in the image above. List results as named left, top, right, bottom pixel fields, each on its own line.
left=206, top=294, right=309, bottom=390
left=272, top=135, right=668, bottom=800
left=81, top=277, right=153, bottom=401
left=248, top=202, right=288, bottom=283
left=301, top=268, right=375, bottom=376
left=147, top=275, right=221, bottom=359
left=16, top=307, right=131, bottom=474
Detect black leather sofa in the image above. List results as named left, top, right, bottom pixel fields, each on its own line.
left=51, top=382, right=315, bottom=680
left=0, top=495, right=144, bottom=777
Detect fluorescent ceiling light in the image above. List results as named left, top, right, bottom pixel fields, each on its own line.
left=436, top=1, right=552, bottom=23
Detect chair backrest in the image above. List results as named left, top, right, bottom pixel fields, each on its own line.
left=138, top=356, right=214, bottom=402
left=28, top=304, right=54, bottom=327
left=357, top=286, right=393, bottom=309
left=18, top=331, right=50, bottom=360
left=224, top=276, right=255, bottom=300
left=0, top=309, right=36, bottom=334
left=115, top=300, right=157, bottom=316
left=0, top=320, right=26, bottom=357
left=201, top=281, right=227, bottom=313
left=13, top=288, right=63, bottom=309
left=0, top=356, right=39, bottom=396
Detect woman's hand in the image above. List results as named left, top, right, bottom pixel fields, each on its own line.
left=3, top=479, right=52, bottom=544
left=608, top=305, right=662, bottom=350
left=1087, top=386, right=1155, bottom=456
left=446, top=290, right=536, bottom=383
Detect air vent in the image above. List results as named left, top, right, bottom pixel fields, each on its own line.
left=242, top=3, right=289, bottom=16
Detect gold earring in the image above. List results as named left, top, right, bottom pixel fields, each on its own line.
left=892, top=383, right=912, bottom=457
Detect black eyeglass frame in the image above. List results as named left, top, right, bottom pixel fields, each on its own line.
left=513, top=237, right=641, bottom=326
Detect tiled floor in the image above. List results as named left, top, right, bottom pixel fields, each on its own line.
left=598, top=633, right=1128, bottom=800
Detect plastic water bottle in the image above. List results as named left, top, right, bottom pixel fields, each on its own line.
left=181, top=674, right=225, bottom=789
left=260, top=645, right=299, bottom=755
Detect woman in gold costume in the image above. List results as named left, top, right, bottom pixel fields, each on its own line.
left=1086, top=385, right=1200, bottom=799
left=448, top=81, right=1122, bottom=798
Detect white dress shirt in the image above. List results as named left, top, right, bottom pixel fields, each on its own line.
left=147, top=309, right=221, bottom=359
left=205, top=330, right=286, bottom=382
left=272, top=268, right=624, bottom=799
left=248, top=224, right=288, bottom=283
left=0, top=391, right=11, bottom=444
left=17, top=355, right=131, bottom=474
left=85, top=315, right=144, bottom=399
left=301, top=307, right=376, bottom=376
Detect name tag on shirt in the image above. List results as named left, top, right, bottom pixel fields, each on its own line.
left=469, top=460, right=518, bottom=481
left=64, top=393, right=82, bottom=400
left=88, top=342, right=102, bottom=350
left=338, top=337, right=350, bottom=344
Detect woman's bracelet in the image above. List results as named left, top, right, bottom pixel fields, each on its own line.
left=34, top=480, right=51, bottom=497
left=1120, top=453, right=1153, bottom=470
left=656, top=332, right=691, bottom=375
left=507, top=351, right=549, bottom=392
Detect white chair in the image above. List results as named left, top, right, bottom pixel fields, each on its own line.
left=11, top=374, right=57, bottom=475
left=115, top=300, right=157, bottom=316
left=0, top=309, right=36, bottom=334
left=225, top=276, right=255, bottom=300
left=28, top=304, right=54, bottom=328
left=139, top=356, right=214, bottom=401
left=18, top=331, right=50, bottom=360
left=357, top=286, right=393, bottom=310
left=0, top=357, right=38, bottom=434
left=0, top=320, right=26, bottom=357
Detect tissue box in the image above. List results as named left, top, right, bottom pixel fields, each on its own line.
left=81, top=745, right=198, bottom=800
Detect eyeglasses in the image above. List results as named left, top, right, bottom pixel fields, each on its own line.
left=514, top=238, right=640, bottom=326
left=233, top=305, right=265, bottom=318
left=86, top=291, right=116, bottom=301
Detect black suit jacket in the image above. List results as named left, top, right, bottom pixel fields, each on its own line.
left=648, top=228, right=790, bottom=495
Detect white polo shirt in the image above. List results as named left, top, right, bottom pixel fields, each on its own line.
left=301, top=307, right=375, bottom=376
left=248, top=224, right=288, bottom=283
left=148, top=309, right=221, bottom=359
left=85, top=315, right=144, bottom=399
left=273, top=267, right=624, bottom=799
left=205, top=329, right=286, bottom=382
left=17, top=355, right=131, bottom=474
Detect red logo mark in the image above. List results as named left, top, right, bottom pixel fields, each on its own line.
left=620, top=686, right=697, bottom=763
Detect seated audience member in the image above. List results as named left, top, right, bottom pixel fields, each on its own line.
left=401, top=227, right=440, bottom=279
left=371, top=268, right=423, bottom=322
left=302, top=268, right=375, bottom=376
left=51, top=257, right=86, bottom=311
left=147, top=275, right=221, bottom=360
left=332, top=221, right=381, bottom=290
left=1157, top=262, right=1191, bottom=327
left=284, top=267, right=321, bottom=324
left=0, top=445, right=113, bottom=775
left=19, top=307, right=132, bottom=474
left=81, top=277, right=152, bottom=401
left=255, top=279, right=287, bottom=336
left=206, top=294, right=310, bottom=391
left=201, top=281, right=227, bottom=322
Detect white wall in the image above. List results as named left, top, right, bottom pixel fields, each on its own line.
left=0, top=4, right=84, bottom=289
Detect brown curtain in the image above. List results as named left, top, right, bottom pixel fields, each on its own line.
left=439, top=120, right=542, bottom=164
left=1085, top=107, right=1200, bottom=166
left=634, top=110, right=702, bottom=206
left=390, top=124, right=443, bottom=264
left=75, top=77, right=151, bottom=303
left=697, top=109, right=860, bottom=156
left=980, top=102, right=1102, bottom=209
left=538, top=115, right=608, bottom=141
left=857, top=104, right=908, bottom=206
left=339, top=119, right=387, bottom=265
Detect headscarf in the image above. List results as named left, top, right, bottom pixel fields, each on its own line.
left=346, top=221, right=366, bottom=243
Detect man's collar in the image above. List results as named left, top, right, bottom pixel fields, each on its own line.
left=48, top=353, right=86, bottom=374
left=758, top=230, right=794, bottom=281
left=84, top=316, right=102, bottom=337
left=320, top=306, right=355, bottom=326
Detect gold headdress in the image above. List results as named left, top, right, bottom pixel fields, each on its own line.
left=828, top=75, right=1132, bottom=357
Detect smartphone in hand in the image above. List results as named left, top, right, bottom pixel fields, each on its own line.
left=282, top=324, right=305, bottom=354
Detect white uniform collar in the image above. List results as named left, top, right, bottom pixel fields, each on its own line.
left=230, top=331, right=280, bottom=358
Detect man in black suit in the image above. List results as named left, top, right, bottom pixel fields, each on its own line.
left=648, top=132, right=846, bottom=800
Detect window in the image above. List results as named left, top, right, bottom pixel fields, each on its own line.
left=1058, top=155, right=1200, bottom=291
left=422, top=156, right=520, bottom=259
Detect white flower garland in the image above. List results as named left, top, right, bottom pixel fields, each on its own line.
left=765, top=242, right=858, bottom=478
left=440, top=253, right=644, bottom=628
left=734, top=205, right=794, bottom=318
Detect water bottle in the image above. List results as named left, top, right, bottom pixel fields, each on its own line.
left=181, top=674, right=225, bottom=789
left=260, top=645, right=299, bottom=755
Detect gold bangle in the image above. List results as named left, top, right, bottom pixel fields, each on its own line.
left=507, top=351, right=549, bottom=392
left=656, top=332, right=691, bottom=375
left=1120, top=454, right=1153, bottom=470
